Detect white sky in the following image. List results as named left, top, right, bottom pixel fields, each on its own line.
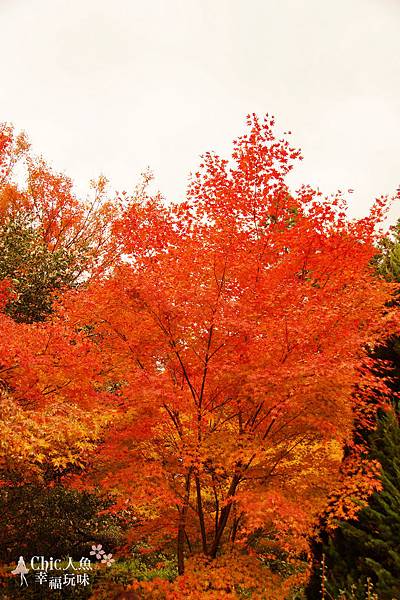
left=1, top=0, right=399, bottom=222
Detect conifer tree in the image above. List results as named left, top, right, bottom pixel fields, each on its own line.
left=322, top=411, right=400, bottom=599
left=374, top=218, right=400, bottom=284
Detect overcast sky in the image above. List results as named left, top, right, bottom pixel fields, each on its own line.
left=1, top=0, right=399, bottom=222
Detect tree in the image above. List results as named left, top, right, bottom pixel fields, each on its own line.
left=61, top=115, right=396, bottom=583
left=374, top=217, right=400, bottom=284
left=0, top=217, right=80, bottom=322
left=0, top=122, right=118, bottom=322
left=321, top=411, right=400, bottom=600
left=308, top=217, right=400, bottom=599
left=0, top=481, right=124, bottom=564
left=0, top=290, right=119, bottom=566
left=0, top=122, right=123, bottom=569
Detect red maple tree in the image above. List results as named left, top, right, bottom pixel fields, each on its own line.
left=59, top=115, right=398, bottom=580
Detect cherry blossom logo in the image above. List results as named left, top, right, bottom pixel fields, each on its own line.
left=101, top=553, right=115, bottom=567
left=89, top=544, right=115, bottom=566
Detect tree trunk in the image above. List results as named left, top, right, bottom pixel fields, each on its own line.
left=209, top=474, right=240, bottom=558
left=177, top=470, right=192, bottom=575
left=195, top=474, right=208, bottom=554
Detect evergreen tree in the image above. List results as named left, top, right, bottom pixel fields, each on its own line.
left=322, top=411, right=400, bottom=599
left=373, top=218, right=400, bottom=285
left=0, top=217, right=79, bottom=322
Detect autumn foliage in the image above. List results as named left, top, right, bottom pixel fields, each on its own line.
left=0, top=116, right=398, bottom=597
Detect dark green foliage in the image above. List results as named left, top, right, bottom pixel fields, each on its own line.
left=0, top=485, right=124, bottom=564
left=373, top=218, right=400, bottom=284
left=77, top=553, right=178, bottom=600
left=318, top=411, right=400, bottom=599
left=0, top=219, right=80, bottom=323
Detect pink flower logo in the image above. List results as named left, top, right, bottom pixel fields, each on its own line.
left=101, top=553, right=115, bottom=567
left=90, top=544, right=105, bottom=560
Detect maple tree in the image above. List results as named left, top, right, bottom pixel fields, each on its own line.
left=1, top=115, right=399, bottom=597
left=58, top=115, right=398, bottom=587
left=0, top=124, right=121, bottom=567
left=0, top=292, right=112, bottom=482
